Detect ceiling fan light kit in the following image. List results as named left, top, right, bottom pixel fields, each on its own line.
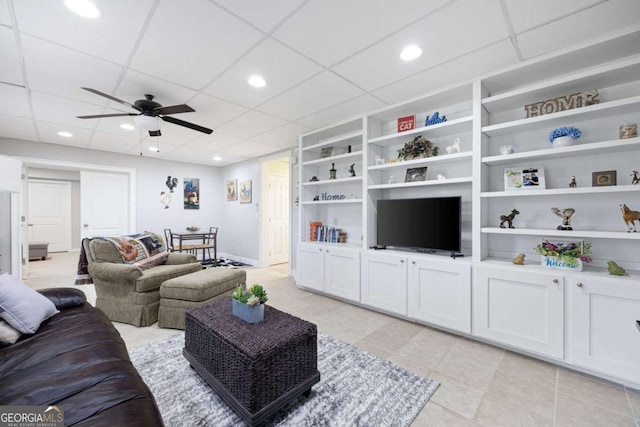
left=77, top=88, right=213, bottom=136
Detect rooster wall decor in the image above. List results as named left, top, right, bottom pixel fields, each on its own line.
left=165, top=176, right=178, bottom=193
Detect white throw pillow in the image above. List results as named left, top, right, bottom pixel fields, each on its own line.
left=0, top=273, right=59, bottom=334
left=0, top=319, right=21, bottom=344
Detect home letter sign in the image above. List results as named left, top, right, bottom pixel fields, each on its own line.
left=524, top=89, right=599, bottom=118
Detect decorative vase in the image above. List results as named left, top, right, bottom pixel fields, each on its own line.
left=551, top=136, right=574, bottom=147
left=232, top=299, right=265, bottom=323
left=540, top=255, right=583, bottom=271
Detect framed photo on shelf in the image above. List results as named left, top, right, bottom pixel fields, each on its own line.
left=405, top=167, right=427, bottom=182
left=592, top=170, right=617, bottom=186
left=504, top=167, right=545, bottom=190
left=320, top=147, right=333, bottom=158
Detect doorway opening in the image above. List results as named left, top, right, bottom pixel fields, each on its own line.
left=260, top=156, right=290, bottom=269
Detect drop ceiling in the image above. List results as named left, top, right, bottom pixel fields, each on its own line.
left=1, top=0, right=639, bottom=166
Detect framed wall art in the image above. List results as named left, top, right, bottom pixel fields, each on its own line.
left=405, top=167, right=427, bottom=182
left=183, top=178, right=199, bottom=209
left=592, top=170, right=617, bottom=187
left=239, top=180, right=252, bottom=203
left=504, top=167, right=546, bottom=190
left=227, top=179, right=237, bottom=201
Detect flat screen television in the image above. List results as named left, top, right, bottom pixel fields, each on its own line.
left=377, top=197, right=461, bottom=253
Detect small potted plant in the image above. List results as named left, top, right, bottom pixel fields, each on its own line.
left=535, top=239, right=592, bottom=271
left=231, top=284, right=268, bottom=323
left=397, top=135, right=438, bottom=161
left=548, top=126, right=581, bottom=147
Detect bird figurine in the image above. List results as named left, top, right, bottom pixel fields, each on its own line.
left=159, top=191, right=171, bottom=209
left=512, top=253, right=525, bottom=265
left=552, top=207, right=575, bottom=230
left=607, top=260, right=628, bottom=276
left=165, top=176, right=178, bottom=193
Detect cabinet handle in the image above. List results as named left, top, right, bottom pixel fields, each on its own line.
left=326, top=249, right=329, bottom=253
left=552, top=279, right=558, bottom=284
left=576, top=282, right=583, bottom=287
left=412, top=261, right=416, bottom=265
left=400, top=260, right=405, bottom=263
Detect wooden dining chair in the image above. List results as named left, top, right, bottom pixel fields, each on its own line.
left=207, top=227, right=218, bottom=266
left=163, top=228, right=175, bottom=252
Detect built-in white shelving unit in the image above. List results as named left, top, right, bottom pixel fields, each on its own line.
left=296, top=26, right=640, bottom=388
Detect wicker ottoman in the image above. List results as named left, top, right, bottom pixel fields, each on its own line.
left=184, top=299, right=320, bottom=426
left=158, top=268, right=246, bottom=329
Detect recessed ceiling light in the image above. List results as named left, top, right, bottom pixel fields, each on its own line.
left=248, top=75, right=266, bottom=88
left=57, top=131, right=73, bottom=137
left=148, top=146, right=159, bottom=152
left=64, top=0, right=100, bottom=18
left=400, top=45, right=422, bottom=61
left=120, top=123, right=135, bottom=131
left=213, top=156, right=222, bottom=161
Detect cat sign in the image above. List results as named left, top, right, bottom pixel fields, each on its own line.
left=397, top=115, right=415, bottom=133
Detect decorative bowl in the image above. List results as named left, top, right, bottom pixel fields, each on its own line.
left=186, top=226, right=200, bottom=232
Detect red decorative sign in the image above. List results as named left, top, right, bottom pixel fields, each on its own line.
left=397, top=115, right=415, bottom=133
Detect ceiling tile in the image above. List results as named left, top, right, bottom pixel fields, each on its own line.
left=160, top=145, right=211, bottom=162
left=130, top=0, right=263, bottom=89
left=213, top=0, right=305, bottom=32
left=215, top=110, right=288, bottom=139
left=88, top=131, right=139, bottom=153
left=185, top=94, right=249, bottom=129
left=0, top=114, right=37, bottom=141
left=130, top=140, right=182, bottom=159
left=251, top=122, right=311, bottom=147
left=218, top=140, right=272, bottom=157
left=114, top=70, right=198, bottom=109
left=187, top=133, right=242, bottom=151
left=31, top=92, right=104, bottom=130
left=13, top=0, right=155, bottom=65
left=332, top=0, right=509, bottom=91
left=21, top=35, right=123, bottom=105
left=373, top=40, right=518, bottom=104
left=518, top=0, right=640, bottom=59
left=295, top=94, right=386, bottom=129
left=273, top=0, right=450, bottom=66
left=0, top=84, right=31, bottom=118
left=36, top=121, right=93, bottom=147
left=0, top=0, right=11, bottom=26
left=203, top=38, right=322, bottom=108
left=0, top=26, right=23, bottom=86
left=504, top=0, right=604, bottom=33
left=194, top=153, right=248, bottom=167
left=257, top=71, right=364, bottom=120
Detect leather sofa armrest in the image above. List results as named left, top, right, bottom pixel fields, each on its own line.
left=88, top=262, right=144, bottom=283
left=164, top=252, right=197, bottom=265
left=38, top=287, right=86, bottom=309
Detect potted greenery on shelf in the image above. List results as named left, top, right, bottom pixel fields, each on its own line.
left=548, top=126, right=581, bottom=147
left=397, top=135, right=438, bottom=160
left=535, top=240, right=592, bottom=271
left=231, top=284, right=268, bottom=323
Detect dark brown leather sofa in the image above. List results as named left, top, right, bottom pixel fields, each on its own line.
left=0, top=288, right=163, bottom=426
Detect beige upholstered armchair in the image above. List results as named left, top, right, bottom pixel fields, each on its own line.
left=85, top=232, right=201, bottom=326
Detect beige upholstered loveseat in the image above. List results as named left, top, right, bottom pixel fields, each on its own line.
left=85, top=232, right=201, bottom=326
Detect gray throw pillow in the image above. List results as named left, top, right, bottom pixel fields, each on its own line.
left=0, top=273, right=59, bottom=334
left=0, top=319, right=21, bottom=344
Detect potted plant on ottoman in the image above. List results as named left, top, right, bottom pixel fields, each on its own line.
left=232, top=284, right=268, bottom=323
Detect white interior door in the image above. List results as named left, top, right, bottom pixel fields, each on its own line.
left=268, top=173, right=289, bottom=265
left=28, top=180, right=71, bottom=253
left=81, top=171, right=129, bottom=238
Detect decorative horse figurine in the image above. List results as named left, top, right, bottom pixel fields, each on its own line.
left=499, top=209, right=520, bottom=229
left=631, top=170, right=640, bottom=185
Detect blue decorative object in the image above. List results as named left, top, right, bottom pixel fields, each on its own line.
left=424, top=112, right=447, bottom=126
left=548, top=126, right=581, bottom=143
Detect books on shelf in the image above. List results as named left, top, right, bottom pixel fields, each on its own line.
left=309, top=222, right=344, bottom=243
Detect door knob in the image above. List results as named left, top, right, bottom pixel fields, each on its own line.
left=83, top=224, right=89, bottom=227
left=552, top=279, right=558, bottom=284
left=576, top=282, right=583, bottom=287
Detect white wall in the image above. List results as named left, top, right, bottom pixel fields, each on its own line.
left=0, top=138, right=222, bottom=249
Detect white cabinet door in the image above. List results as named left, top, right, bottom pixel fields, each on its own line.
left=408, top=258, right=471, bottom=333
left=361, top=251, right=407, bottom=315
left=297, top=243, right=325, bottom=291
left=569, top=277, right=640, bottom=383
left=474, top=266, right=564, bottom=359
left=324, top=246, right=360, bottom=302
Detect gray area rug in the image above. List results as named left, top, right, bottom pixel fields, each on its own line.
left=130, top=332, right=438, bottom=426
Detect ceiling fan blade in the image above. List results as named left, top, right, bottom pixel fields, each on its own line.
left=77, top=113, right=139, bottom=119
left=161, top=115, right=213, bottom=134
left=154, top=104, right=195, bottom=115
left=81, top=87, right=142, bottom=111
left=149, top=130, right=161, bottom=137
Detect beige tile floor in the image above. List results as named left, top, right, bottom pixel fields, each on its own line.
left=25, top=252, right=640, bottom=427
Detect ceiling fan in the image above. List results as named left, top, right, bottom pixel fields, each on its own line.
left=76, top=87, right=213, bottom=136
